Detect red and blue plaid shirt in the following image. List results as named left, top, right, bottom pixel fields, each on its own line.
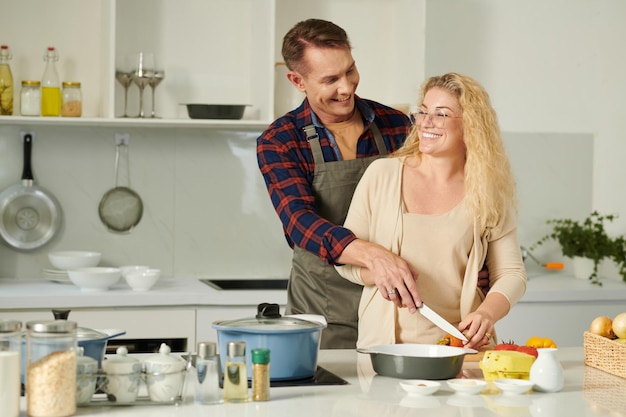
left=256, top=96, right=410, bottom=264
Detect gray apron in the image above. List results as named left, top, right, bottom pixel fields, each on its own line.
left=287, top=123, right=387, bottom=349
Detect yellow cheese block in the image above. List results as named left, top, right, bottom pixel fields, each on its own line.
left=479, top=350, right=536, bottom=381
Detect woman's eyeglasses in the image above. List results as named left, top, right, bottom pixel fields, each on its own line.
left=410, top=109, right=462, bottom=128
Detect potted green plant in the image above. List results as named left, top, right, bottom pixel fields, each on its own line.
left=532, top=211, right=626, bottom=285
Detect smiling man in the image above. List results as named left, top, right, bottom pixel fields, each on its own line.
left=256, top=19, right=417, bottom=348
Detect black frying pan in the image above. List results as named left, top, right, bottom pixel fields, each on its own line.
left=0, top=133, right=62, bottom=250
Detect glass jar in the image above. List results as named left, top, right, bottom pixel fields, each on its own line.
left=61, top=81, right=82, bottom=117
left=26, top=320, right=77, bottom=417
left=0, top=320, right=22, bottom=417
left=194, top=341, right=220, bottom=404
left=20, top=80, right=41, bottom=116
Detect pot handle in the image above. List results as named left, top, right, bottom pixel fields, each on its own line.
left=52, top=309, right=71, bottom=320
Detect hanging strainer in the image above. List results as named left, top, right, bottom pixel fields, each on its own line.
left=98, top=142, right=143, bottom=233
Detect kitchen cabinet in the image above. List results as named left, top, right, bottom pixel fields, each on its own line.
left=1, top=0, right=423, bottom=128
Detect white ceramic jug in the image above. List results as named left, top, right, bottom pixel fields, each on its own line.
left=529, top=348, right=564, bottom=392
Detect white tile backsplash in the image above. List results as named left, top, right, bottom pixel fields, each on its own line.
left=0, top=126, right=592, bottom=281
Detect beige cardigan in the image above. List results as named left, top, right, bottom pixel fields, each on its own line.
left=335, top=157, right=527, bottom=348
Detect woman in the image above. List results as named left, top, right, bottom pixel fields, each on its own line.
left=335, top=73, right=526, bottom=349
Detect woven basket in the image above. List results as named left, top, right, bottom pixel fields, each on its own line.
left=583, top=331, right=626, bottom=379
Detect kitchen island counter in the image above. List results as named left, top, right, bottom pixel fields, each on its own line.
left=16, top=347, right=626, bottom=417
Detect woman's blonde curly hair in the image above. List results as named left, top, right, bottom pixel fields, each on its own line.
left=394, top=72, right=517, bottom=230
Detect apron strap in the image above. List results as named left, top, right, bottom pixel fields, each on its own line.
left=304, top=121, right=388, bottom=166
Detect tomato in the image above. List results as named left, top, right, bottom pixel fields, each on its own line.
left=437, top=333, right=465, bottom=347
left=494, top=341, right=519, bottom=351
left=525, top=336, right=557, bottom=348
left=515, top=345, right=538, bottom=358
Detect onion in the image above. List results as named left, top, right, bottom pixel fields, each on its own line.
left=612, top=312, right=626, bottom=339
left=590, top=316, right=615, bottom=338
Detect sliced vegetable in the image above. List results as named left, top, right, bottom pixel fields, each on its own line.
left=437, top=333, right=464, bottom=347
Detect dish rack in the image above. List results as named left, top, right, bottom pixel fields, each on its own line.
left=79, top=368, right=191, bottom=407
left=583, top=331, right=626, bottom=379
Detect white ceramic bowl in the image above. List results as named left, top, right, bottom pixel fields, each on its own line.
left=125, top=268, right=160, bottom=291
left=493, top=378, right=534, bottom=395
left=119, top=265, right=150, bottom=278
left=67, top=267, right=121, bottom=291
left=399, top=379, right=441, bottom=396
left=447, top=378, right=487, bottom=395
left=48, top=251, right=101, bottom=270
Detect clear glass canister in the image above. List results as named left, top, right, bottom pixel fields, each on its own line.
left=20, top=80, right=41, bottom=116
left=26, top=320, right=77, bottom=417
left=61, top=81, right=82, bottom=117
left=0, top=320, right=22, bottom=417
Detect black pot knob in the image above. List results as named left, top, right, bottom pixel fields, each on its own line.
left=256, top=303, right=281, bottom=319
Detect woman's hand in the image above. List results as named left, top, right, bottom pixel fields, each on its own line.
left=458, top=310, right=495, bottom=349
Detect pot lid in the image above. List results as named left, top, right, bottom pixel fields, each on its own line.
left=77, top=326, right=108, bottom=340
left=212, top=303, right=326, bottom=332
left=143, top=343, right=186, bottom=368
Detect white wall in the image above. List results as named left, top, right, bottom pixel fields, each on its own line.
left=425, top=0, right=626, bottom=280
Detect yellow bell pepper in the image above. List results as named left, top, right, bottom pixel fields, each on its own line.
left=525, top=336, right=557, bottom=348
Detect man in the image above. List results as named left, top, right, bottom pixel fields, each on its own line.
left=256, top=19, right=418, bottom=348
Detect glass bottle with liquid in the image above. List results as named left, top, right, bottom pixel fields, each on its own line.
left=223, top=341, right=248, bottom=403
left=0, top=45, right=14, bottom=115
left=41, top=47, right=61, bottom=117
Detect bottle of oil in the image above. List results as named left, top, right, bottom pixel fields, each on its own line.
left=223, top=341, right=248, bottom=403
left=41, top=47, right=61, bottom=117
left=0, top=45, right=14, bottom=115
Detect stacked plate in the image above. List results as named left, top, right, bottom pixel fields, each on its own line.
left=42, top=268, right=71, bottom=284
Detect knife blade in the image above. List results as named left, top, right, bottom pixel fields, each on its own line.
left=418, top=303, right=468, bottom=342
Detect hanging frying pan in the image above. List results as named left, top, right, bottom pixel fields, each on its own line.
left=98, top=142, right=143, bottom=233
left=0, top=133, right=62, bottom=250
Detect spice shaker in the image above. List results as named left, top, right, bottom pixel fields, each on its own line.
left=0, top=320, right=21, bottom=417
left=194, top=341, right=220, bottom=404
left=223, top=340, right=248, bottom=403
left=26, top=320, right=77, bottom=417
left=251, top=348, right=270, bottom=401
left=20, top=80, right=41, bottom=116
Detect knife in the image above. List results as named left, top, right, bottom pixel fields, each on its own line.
left=418, top=303, right=468, bottom=342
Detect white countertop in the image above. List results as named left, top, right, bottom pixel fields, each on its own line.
left=0, top=277, right=288, bottom=310
left=16, top=347, right=626, bottom=417
left=1, top=271, right=625, bottom=311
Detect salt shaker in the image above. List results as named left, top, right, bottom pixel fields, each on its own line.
left=223, top=341, right=248, bottom=403
left=251, top=348, right=270, bottom=401
left=0, top=319, right=21, bottom=417
left=26, top=320, right=77, bottom=417
left=194, top=341, right=220, bottom=404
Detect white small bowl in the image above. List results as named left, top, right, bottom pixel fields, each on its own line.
left=399, top=380, right=441, bottom=396
left=493, top=378, right=534, bottom=395
left=125, top=269, right=160, bottom=291
left=67, top=267, right=121, bottom=291
left=447, top=378, right=487, bottom=395
left=119, top=265, right=150, bottom=278
left=48, top=251, right=101, bottom=270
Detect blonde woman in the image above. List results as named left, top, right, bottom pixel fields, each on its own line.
left=335, top=73, right=526, bottom=349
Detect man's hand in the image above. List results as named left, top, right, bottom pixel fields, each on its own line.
left=338, top=239, right=421, bottom=312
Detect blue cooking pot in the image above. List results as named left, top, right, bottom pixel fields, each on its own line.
left=212, top=303, right=326, bottom=381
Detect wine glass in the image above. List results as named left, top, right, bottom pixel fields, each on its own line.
left=131, top=52, right=154, bottom=118
left=115, top=55, right=134, bottom=117
left=148, top=61, right=165, bottom=118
